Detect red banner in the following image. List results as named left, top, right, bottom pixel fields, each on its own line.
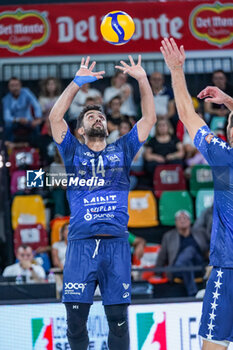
left=0, top=1, right=233, bottom=57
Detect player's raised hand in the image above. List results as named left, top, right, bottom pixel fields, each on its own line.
left=197, top=86, right=228, bottom=104
left=160, top=37, right=185, bottom=71
left=115, top=55, right=146, bottom=81
left=75, top=56, right=105, bottom=81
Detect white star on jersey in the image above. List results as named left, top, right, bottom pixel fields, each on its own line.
left=219, top=141, right=227, bottom=149
left=209, top=312, right=216, bottom=321
left=212, top=291, right=220, bottom=299
left=211, top=137, right=220, bottom=145
left=211, top=301, right=218, bottom=310
left=200, top=129, right=208, bottom=136
left=217, top=269, right=223, bottom=278
left=214, top=280, right=222, bottom=289
left=208, top=323, right=215, bottom=331
left=206, top=333, right=213, bottom=340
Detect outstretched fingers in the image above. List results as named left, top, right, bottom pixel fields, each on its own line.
left=84, top=56, right=90, bottom=67
left=128, top=55, right=135, bottom=66
left=89, top=61, right=96, bottom=72
left=137, top=55, right=142, bottom=66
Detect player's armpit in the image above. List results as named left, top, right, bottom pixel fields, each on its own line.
left=181, top=110, right=206, bottom=142
left=50, top=118, right=68, bottom=144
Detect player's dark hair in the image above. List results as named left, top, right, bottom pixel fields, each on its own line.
left=76, top=105, right=104, bottom=129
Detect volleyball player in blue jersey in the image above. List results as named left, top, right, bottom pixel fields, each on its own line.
left=161, top=37, right=233, bottom=350
left=49, top=56, right=156, bottom=350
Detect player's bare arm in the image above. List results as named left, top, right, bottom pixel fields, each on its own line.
left=49, top=57, right=105, bottom=144
left=115, top=55, right=156, bottom=142
left=160, top=38, right=206, bottom=141
left=198, top=86, right=233, bottom=112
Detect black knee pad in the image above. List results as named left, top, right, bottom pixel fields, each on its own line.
left=65, top=303, right=91, bottom=339
left=104, top=304, right=129, bottom=338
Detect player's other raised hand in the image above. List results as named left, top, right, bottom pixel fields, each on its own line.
left=115, top=55, right=146, bottom=81
left=197, top=86, right=229, bottom=105
left=160, top=37, right=185, bottom=71
left=75, top=56, right=105, bottom=80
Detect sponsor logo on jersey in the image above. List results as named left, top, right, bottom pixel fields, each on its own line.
left=84, top=210, right=93, bottom=221
left=84, top=195, right=117, bottom=205
left=90, top=205, right=116, bottom=213
left=137, top=312, right=167, bottom=350
left=106, top=154, right=120, bottom=162
left=84, top=151, right=94, bottom=157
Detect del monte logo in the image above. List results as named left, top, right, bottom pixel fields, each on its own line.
left=0, top=8, right=50, bottom=54
left=189, top=2, right=233, bottom=48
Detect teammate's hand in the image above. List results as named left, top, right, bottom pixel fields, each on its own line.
left=197, top=86, right=229, bottom=105
left=160, top=37, right=185, bottom=71
left=75, top=56, right=105, bottom=80
left=115, top=55, right=147, bottom=81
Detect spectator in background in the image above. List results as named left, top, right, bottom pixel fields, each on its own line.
left=144, top=117, right=184, bottom=181
left=149, top=71, right=176, bottom=132
left=39, top=77, right=61, bottom=119
left=33, top=117, right=56, bottom=166
left=129, top=232, right=146, bottom=260
left=3, top=77, right=42, bottom=142
left=204, top=70, right=233, bottom=122
left=2, top=245, right=46, bottom=283
left=107, top=95, right=126, bottom=133
left=103, top=71, right=137, bottom=117
left=68, top=82, right=102, bottom=127
left=49, top=148, right=69, bottom=217
left=193, top=205, right=213, bottom=245
left=51, top=222, right=68, bottom=270
left=156, top=210, right=209, bottom=296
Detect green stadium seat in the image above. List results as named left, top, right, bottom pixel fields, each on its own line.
left=210, top=116, right=227, bottom=132
left=195, top=189, right=214, bottom=218
left=190, top=165, right=213, bottom=197
left=159, top=191, right=193, bottom=226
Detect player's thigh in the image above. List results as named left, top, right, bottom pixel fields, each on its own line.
left=98, top=238, right=131, bottom=305
left=202, top=339, right=228, bottom=350
left=63, top=240, right=97, bottom=303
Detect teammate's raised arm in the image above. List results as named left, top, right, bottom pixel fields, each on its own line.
left=160, top=38, right=206, bottom=141
left=198, top=86, right=233, bottom=112
left=115, top=55, right=156, bottom=142
left=49, top=57, right=105, bottom=144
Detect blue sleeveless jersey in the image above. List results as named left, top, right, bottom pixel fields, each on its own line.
left=194, top=125, right=233, bottom=267
left=55, top=124, right=144, bottom=240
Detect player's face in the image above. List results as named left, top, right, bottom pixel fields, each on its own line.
left=83, top=110, right=108, bottom=138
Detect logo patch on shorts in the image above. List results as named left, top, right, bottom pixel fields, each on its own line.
left=123, top=283, right=129, bottom=290
left=205, top=133, right=214, bottom=144
left=123, top=292, right=130, bottom=298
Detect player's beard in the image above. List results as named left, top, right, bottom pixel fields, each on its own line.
left=86, top=125, right=107, bottom=138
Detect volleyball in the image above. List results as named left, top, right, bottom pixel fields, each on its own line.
left=100, top=11, right=135, bottom=46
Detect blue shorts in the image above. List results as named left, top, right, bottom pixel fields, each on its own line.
left=199, top=267, right=233, bottom=343
left=62, top=236, right=131, bottom=305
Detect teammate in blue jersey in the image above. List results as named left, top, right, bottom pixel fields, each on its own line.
left=160, top=38, right=233, bottom=350
left=49, top=56, right=156, bottom=350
